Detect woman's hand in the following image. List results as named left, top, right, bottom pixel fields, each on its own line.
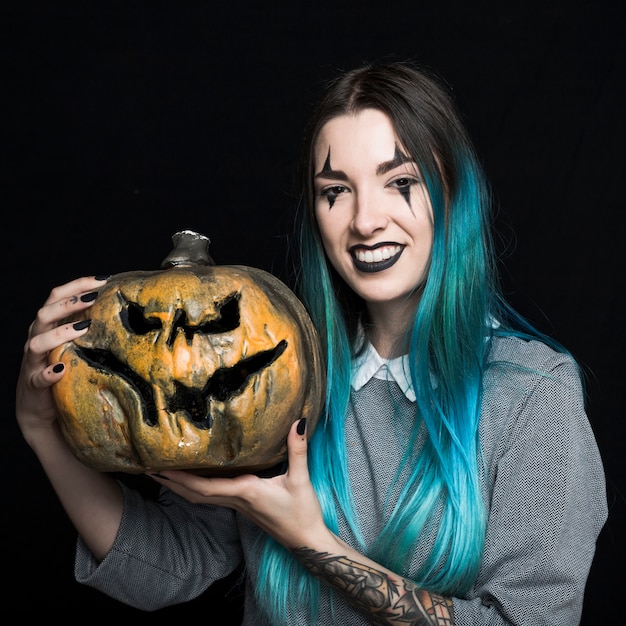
left=15, top=275, right=126, bottom=560
left=148, top=417, right=328, bottom=549
left=16, top=276, right=106, bottom=439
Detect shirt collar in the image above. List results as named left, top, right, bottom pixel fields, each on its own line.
left=351, top=340, right=416, bottom=402
left=350, top=317, right=499, bottom=404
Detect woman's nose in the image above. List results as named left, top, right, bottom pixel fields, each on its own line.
left=351, top=193, right=389, bottom=236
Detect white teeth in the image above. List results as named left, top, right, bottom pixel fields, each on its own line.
left=355, top=245, right=401, bottom=263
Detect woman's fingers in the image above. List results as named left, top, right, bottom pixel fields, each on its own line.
left=43, top=275, right=109, bottom=307
left=27, top=319, right=92, bottom=360
left=146, top=468, right=258, bottom=505
left=286, top=418, right=309, bottom=479
left=19, top=275, right=107, bottom=397
left=30, top=275, right=108, bottom=336
left=24, top=275, right=107, bottom=367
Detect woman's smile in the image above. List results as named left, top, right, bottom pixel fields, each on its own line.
left=350, top=243, right=405, bottom=273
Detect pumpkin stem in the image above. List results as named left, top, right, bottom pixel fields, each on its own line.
left=161, top=230, right=215, bottom=268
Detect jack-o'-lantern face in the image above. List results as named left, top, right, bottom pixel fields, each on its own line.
left=49, top=231, right=325, bottom=476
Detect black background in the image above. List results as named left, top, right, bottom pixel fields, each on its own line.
left=2, top=1, right=623, bottom=621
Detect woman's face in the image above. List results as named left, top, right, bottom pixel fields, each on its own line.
left=313, top=108, right=434, bottom=311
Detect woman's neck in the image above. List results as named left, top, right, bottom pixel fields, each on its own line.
left=364, top=297, right=418, bottom=359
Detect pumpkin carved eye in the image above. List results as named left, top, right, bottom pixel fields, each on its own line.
left=50, top=230, right=325, bottom=476
left=122, top=300, right=163, bottom=335
left=120, top=292, right=242, bottom=341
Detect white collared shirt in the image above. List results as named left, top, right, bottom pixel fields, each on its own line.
left=351, top=341, right=416, bottom=402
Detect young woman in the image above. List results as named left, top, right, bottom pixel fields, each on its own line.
left=16, top=62, right=607, bottom=625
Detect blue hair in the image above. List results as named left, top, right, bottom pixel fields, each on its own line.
left=254, top=62, right=572, bottom=623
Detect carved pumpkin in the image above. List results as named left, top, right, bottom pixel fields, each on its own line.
left=50, top=230, right=325, bottom=476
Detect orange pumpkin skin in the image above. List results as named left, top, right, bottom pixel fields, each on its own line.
left=49, top=232, right=325, bottom=476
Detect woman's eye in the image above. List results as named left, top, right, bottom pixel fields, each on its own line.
left=320, top=185, right=347, bottom=197
left=319, top=185, right=348, bottom=208
left=390, top=177, right=417, bottom=189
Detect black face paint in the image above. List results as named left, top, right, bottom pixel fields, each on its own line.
left=393, top=145, right=413, bottom=210
left=321, top=149, right=332, bottom=174
left=399, top=186, right=411, bottom=208
left=321, top=148, right=336, bottom=209
left=392, top=144, right=412, bottom=166
left=374, top=144, right=416, bottom=211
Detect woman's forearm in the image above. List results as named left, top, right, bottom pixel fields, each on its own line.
left=24, top=421, right=124, bottom=561
left=291, top=540, right=454, bottom=626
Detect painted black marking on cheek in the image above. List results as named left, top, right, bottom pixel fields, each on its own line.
left=394, top=144, right=415, bottom=213
left=327, top=190, right=336, bottom=209
left=399, top=187, right=412, bottom=210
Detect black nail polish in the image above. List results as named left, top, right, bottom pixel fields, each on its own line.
left=73, top=319, right=92, bottom=331
left=80, top=291, right=98, bottom=303
left=94, top=274, right=111, bottom=281
left=52, top=363, right=64, bottom=373
left=297, top=418, right=306, bottom=436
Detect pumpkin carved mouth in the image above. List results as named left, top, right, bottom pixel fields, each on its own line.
left=75, top=339, right=288, bottom=429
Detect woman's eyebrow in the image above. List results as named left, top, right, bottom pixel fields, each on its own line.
left=314, top=148, right=348, bottom=180
left=314, top=144, right=415, bottom=179
left=376, top=145, right=414, bottom=175
left=314, top=168, right=348, bottom=181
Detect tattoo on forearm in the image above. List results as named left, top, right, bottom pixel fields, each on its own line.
left=291, top=547, right=454, bottom=625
